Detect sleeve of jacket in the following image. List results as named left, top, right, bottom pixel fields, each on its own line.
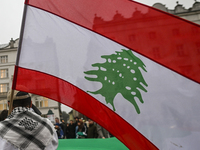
left=96, top=124, right=104, bottom=138
left=94, top=125, right=98, bottom=138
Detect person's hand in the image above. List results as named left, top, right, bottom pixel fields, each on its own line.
left=102, top=137, right=105, bottom=139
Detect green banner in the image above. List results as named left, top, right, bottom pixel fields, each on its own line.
left=58, top=137, right=128, bottom=150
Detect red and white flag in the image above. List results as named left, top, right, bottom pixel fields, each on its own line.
left=13, top=0, right=200, bottom=149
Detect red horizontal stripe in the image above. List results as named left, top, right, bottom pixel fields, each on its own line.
left=13, top=66, right=158, bottom=150
left=25, top=0, right=200, bottom=84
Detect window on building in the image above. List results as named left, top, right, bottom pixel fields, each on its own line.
left=35, top=97, right=49, bottom=108
left=43, top=97, right=49, bottom=107
left=0, top=83, right=9, bottom=93
left=0, top=69, right=8, bottom=78
left=0, top=56, right=8, bottom=63
left=0, top=100, right=7, bottom=110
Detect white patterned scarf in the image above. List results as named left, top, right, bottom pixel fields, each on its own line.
left=0, top=107, right=54, bottom=150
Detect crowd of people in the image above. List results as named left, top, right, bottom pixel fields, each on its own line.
left=54, top=116, right=113, bottom=139
left=0, top=109, right=112, bottom=141
left=0, top=108, right=113, bottom=141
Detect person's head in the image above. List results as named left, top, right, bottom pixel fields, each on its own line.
left=55, top=117, right=59, bottom=123
left=0, top=109, right=8, bottom=121
left=88, top=119, right=94, bottom=125
left=77, top=121, right=81, bottom=126
left=7, top=90, right=32, bottom=109
left=79, top=118, right=83, bottom=122
left=77, top=121, right=83, bottom=130
left=61, top=119, right=65, bottom=123
left=70, top=120, right=73, bottom=124
left=74, top=116, right=79, bottom=122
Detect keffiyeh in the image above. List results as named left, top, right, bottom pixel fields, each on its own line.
left=0, top=107, right=54, bottom=150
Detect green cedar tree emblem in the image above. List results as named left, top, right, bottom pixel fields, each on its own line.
left=84, top=49, right=148, bottom=114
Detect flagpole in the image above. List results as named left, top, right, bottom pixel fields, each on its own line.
left=8, top=4, right=28, bottom=115
left=8, top=90, right=14, bottom=115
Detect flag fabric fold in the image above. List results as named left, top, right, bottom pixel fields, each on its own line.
left=13, top=0, right=200, bottom=149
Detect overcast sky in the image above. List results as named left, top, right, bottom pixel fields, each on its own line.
left=0, top=0, right=196, bottom=113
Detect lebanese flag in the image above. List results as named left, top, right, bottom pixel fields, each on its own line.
left=13, top=0, right=200, bottom=149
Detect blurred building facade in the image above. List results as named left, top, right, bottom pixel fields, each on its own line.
left=153, top=1, right=200, bottom=24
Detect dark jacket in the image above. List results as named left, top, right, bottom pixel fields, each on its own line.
left=87, top=123, right=98, bottom=138
left=67, top=123, right=76, bottom=138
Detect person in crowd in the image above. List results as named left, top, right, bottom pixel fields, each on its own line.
left=67, top=120, right=76, bottom=138
left=66, top=123, right=69, bottom=138
left=55, top=117, right=60, bottom=124
left=75, top=118, right=87, bottom=135
left=0, top=90, right=58, bottom=150
left=87, top=119, right=98, bottom=138
left=55, top=124, right=64, bottom=139
left=55, top=117, right=64, bottom=139
left=0, top=109, right=8, bottom=121
left=82, top=119, right=88, bottom=129
left=74, top=117, right=79, bottom=134
left=60, top=119, right=66, bottom=139
left=74, top=116, right=79, bottom=127
left=85, top=119, right=89, bottom=128
left=76, top=120, right=87, bottom=139
left=97, top=124, right=111, bottom=139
